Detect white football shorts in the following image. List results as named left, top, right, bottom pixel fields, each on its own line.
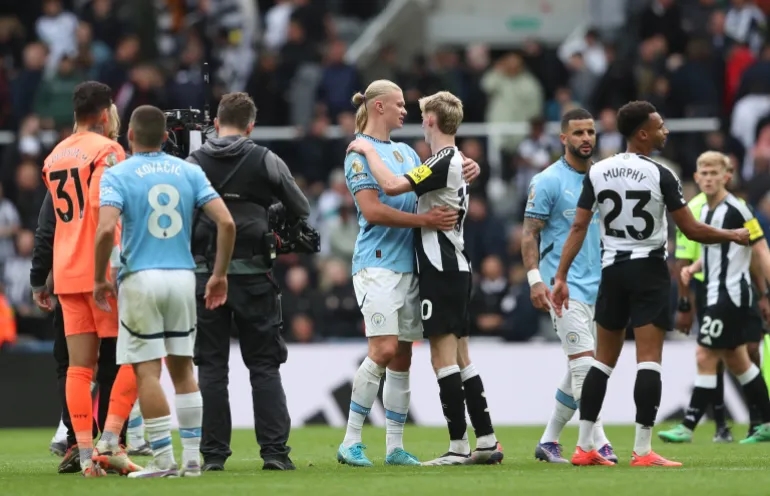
left=549, top=299, right=597, bottom=356
left=116, top=269, right=197, bottom=365
left=352, top=267, right=423, bottom=342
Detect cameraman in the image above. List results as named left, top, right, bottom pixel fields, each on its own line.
left=187, top=92, right=309, bottom=472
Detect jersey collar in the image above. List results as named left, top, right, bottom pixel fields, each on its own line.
left=559, top=156, right=586, bottom=174
left=133, top=151, right=164, bottom=157
left=357, top=133, right=391, bottom=144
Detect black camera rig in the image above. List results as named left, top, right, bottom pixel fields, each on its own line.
left=268, top=203, right=321, bottom=256
left=162, top=63, right=215, bottom=158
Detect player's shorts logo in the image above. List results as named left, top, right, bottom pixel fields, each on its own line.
left=566, top=332, right=580, bottom=345
left=393, top=150, right=404, bottom=163
left=371, top=313, right=386, bottom=327
left=352, top=159, right=364, bottom=173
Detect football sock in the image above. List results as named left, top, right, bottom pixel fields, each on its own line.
left=100, top=364, right=137, bottom=447
left=634, top=362, right=662, bottom=456
left=749, top=403, right=762, bottom=431
left=593, top=418, right=611, bottom=447
left=540, top=370, right=576, bottom=444
left=146, top=415, right=175, bottom=468
left=437, top=365, right=469, bottom=453
left=461, top=364, right=496, bottom=448
left=577, top=362, right=613, bottom=451
left=53, top=417, right=68, bottom=444
left=343, top=357, right=384, bottom=447
left=713, top=362, right=727, bottom=428
left=738, top=364, right=770, bottom=423
left=682, top=374, right=716, bottom=431
left=127, top=400, right=145, bottom=445
left=384, top=368, right=411, bottom=454
left=176, top=392, right=203, bottom=465
left=67, top=366, right=95, bottom=468
left=568, top=356, right=593, bottom=402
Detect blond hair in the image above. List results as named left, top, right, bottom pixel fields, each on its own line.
left=351, top=79, right=402, bottom=134
left=107, top=103, right=120, bottom=140
left=696, top=150, right=730, bottom=170
left=418, top=91, right=463, bottom=135
left=73, top=103, right=121, bottom=141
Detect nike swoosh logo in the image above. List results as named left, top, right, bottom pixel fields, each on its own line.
left=359, top=293, right=367, bottom=309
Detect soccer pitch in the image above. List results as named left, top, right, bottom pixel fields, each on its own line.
left=1, top=425, right=769, bottom=496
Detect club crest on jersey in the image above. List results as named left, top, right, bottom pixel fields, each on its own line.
left=393, top=150, right=404, bottom=163
left=105, top=152, right=118, bottom=167
left=351, top=159, right=364, bottom=173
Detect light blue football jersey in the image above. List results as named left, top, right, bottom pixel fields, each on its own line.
left=345, top=134, right=421, bottom=275
left=524, top=157, right=601, bottom=305
left=100, top=151, right=219, bottom=280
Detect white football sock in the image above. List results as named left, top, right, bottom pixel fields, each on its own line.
left=578, top=420, right=596, bottom=452
left=145, top=415, right=175, bottom=468
left=343, top=357, right=384, bottom=447
left=175, top=392, right=203, bottom=465
left=634, top=423, right=653, bottom=456
left=384, top=368, right=411, bottom=454
left=53, top=417, right=68, bottom=443
left=127, top=400, right=145, bottom=445
left=540, top=370, right=576, bottom=444
left=593, top=417, right=610, bottom=447
left=569, top=356, right=594, bottom=402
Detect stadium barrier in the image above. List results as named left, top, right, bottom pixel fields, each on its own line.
left=161, top=340, right=746, bottom=428
left=0, top=340, right=754, bottom=428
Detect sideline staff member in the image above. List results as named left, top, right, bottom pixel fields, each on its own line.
left=187, top=92, right=310, bottom=471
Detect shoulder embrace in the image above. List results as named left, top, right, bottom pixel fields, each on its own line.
left=345, top=152, right=367, bottom=172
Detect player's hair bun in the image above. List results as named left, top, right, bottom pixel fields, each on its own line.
left=351, top=92, right=366, bottom=107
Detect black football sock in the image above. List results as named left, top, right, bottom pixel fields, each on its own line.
left=461, top=364, right=495, bottom=443
left=713, top=362, right=727, bottom=429
left=682, top=375, right=716, bottom=431
left=738, top=365, right=770, bottom=424
left=437, top=366, right=468, bottom=449
left=634, top=363, right=662, bottom=428
left=580, top=365, right=611, bottom=422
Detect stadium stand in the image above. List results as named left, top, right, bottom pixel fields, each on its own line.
left=0, top=0, right=769, bottom=349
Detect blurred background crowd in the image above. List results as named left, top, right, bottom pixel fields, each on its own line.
left=1, top=0, right=770, bottom=349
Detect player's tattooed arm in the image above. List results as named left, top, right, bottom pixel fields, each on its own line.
left=522, top=216, right=545, bottom=271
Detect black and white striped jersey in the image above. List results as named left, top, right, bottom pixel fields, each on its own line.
left=404, top=146, right=470, bottom=272
left=700, top=194, right=765, bottom=307
left=577, top=153, right=687, bottom=268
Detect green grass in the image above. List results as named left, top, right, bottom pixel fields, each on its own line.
left=1, top=424, right=769, bottom=495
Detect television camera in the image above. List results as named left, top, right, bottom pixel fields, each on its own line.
left=161, top=63, right=214, bottom=158
left=268, top=203, right=321, bottom=257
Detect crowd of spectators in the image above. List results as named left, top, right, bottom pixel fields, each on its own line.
left=1, top=0, right=770, bottom=349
